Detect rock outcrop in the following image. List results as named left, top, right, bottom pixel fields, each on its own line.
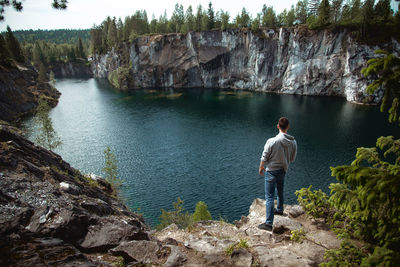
left=0, top=123, right=150, bottom=266
left=0, top=63, right=60, bottom=122
left=152, top=198, right=340, bottom=267
left=92, top=26, right=400, bottom=103
left=51, top=60, right=92, bottom=78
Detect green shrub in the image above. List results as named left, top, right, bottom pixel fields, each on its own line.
left=108, top=66, right=131, bottom=90
left=290, top=229, right=306, bottom=243
left=295, top=185, right=331, bottom=219
left=330, top=136, right=400, bottom=250
left=102, top=146, right=123, bottom=192
left=157, top=197, right=194, bottom=230
left=306, top=15, right=319, bottom=29
left=34, top=96, right=62, bottom=151
left=225, top=239, right=249, bottom=256
left=193, top=201, right=212, bottom=222
left=297, top=136, right=400, bottom=266
left=320, top=240, right=366, bottom=267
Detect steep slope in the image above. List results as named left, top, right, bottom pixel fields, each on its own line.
left=0, top=63, right=60, bottom=122
left=0, top=123, right=150, bottom=266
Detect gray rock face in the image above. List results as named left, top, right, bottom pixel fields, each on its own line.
left=51, top=61, right=93, bottom=78
left=92, top=27, right=400, bottom=103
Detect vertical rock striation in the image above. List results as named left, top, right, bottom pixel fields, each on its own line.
left=92, top=26, right=400, bottom=104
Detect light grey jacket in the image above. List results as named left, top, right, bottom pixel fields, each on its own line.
left=260, top=132, right=297, bottom=172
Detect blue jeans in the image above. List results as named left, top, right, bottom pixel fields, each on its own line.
left=265, top=169, right=286, bottom=225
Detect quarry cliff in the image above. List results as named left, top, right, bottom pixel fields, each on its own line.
left=92, top=26, right=400, bottom=104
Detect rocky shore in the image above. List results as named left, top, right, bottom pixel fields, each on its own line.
left=0, top=122, right=340, bottom=266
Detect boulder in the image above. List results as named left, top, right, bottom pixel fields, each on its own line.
left=231, top=248, right=253, bottom=267
left=288, top=205, right=305, bottom=218
left=109, top=240, right=163, bottom=264
left=80, top=217, right=149, bottom=252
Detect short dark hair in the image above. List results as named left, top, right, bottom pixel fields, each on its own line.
left=278, top=117, right=289, bottom=130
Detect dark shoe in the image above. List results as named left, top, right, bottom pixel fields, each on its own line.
left=258, top=223, right=273, bottom=231
left=274, top=209, right=283, bottom=215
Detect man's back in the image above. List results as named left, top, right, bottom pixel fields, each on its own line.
left=261, top=132, right=297, bottom=172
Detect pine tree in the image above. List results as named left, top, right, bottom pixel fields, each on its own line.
left=318, top=0, right=331, bottom=25
left=5, top=26, right=25, bottom=63
left=158, top=197, right=193, bottom=230
left=295, top=0, right=308, bottom=24
left=170, top=3, right=184, bottom=33
left=277, top=9, right=288, bottom=27
left=207, top=2, right=215, bottom=30
left=0, top=34, right=12, bottom=66
left=361, top=0, right=375, bottom=38
left=262, top=4, right=277, bottom=28
left=107, top=17, right=118, bottom=48
left=34, top=97, right=62, bottom=151
left=77, top=37, right=84, bottom=58
left=361, top=51, right=400, bottom=124
left=102, top=146, right=122, bottom=189
left=251, top=13, right=261, bottom=31
left=220, top=10, right=230, bottom=30
left=287, top=5, right=296, bottom=26
left=193, top=201, right=212, bottom=222
left=117, top=18, right=124, bottom=43
left=350, top=0, right=362, bottom=23
left=331, top=0, right=344, bottom=23
left=32, top=41, right=45, bottom=67
left=183, top=5, right=195, bottom=33
left=374, top=0, right=392, bottom=24
left=149, top=14, right=158, bottom=33
left=195, top=5, right=204, bottom=31
left=235, top=8, right=251, bottom=28
left=38, top=63, right=47, bottom=82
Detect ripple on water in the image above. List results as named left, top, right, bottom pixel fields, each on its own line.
left=23, top=79, right=400, bottom=226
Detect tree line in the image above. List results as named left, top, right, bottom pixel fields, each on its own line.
left=1, top=26, right=89, bottom=85
left=91, top=0, right=400, bottom=54
left=23, top=38, right=88, bottom=66
left=11, top=29, right=90, bottom=45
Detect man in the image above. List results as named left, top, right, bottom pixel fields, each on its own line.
left=258, top=117, right=297, bottom=231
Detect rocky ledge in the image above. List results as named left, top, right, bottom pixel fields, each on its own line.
left=153, top=198, right=340, bottom=266
left=0, top=63, right=60, bottom=122
left=0, top=123, right=149, bottom=266
left=0, top=123, right=340, bottom=266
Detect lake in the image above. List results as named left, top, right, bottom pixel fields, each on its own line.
left=23, top=78, right=400, bottom=226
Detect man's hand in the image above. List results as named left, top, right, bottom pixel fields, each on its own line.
left=259, top=161, right=265, bottom=176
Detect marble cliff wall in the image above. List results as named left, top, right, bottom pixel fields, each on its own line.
left=92, top=26, right=400, bottom=103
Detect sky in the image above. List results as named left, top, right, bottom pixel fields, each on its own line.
left=1, top=0, right=399, bottom=32
left=1, top=0, right=300, bottom=31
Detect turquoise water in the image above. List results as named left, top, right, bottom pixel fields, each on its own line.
left=24, top=78, right=400, bottom=226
